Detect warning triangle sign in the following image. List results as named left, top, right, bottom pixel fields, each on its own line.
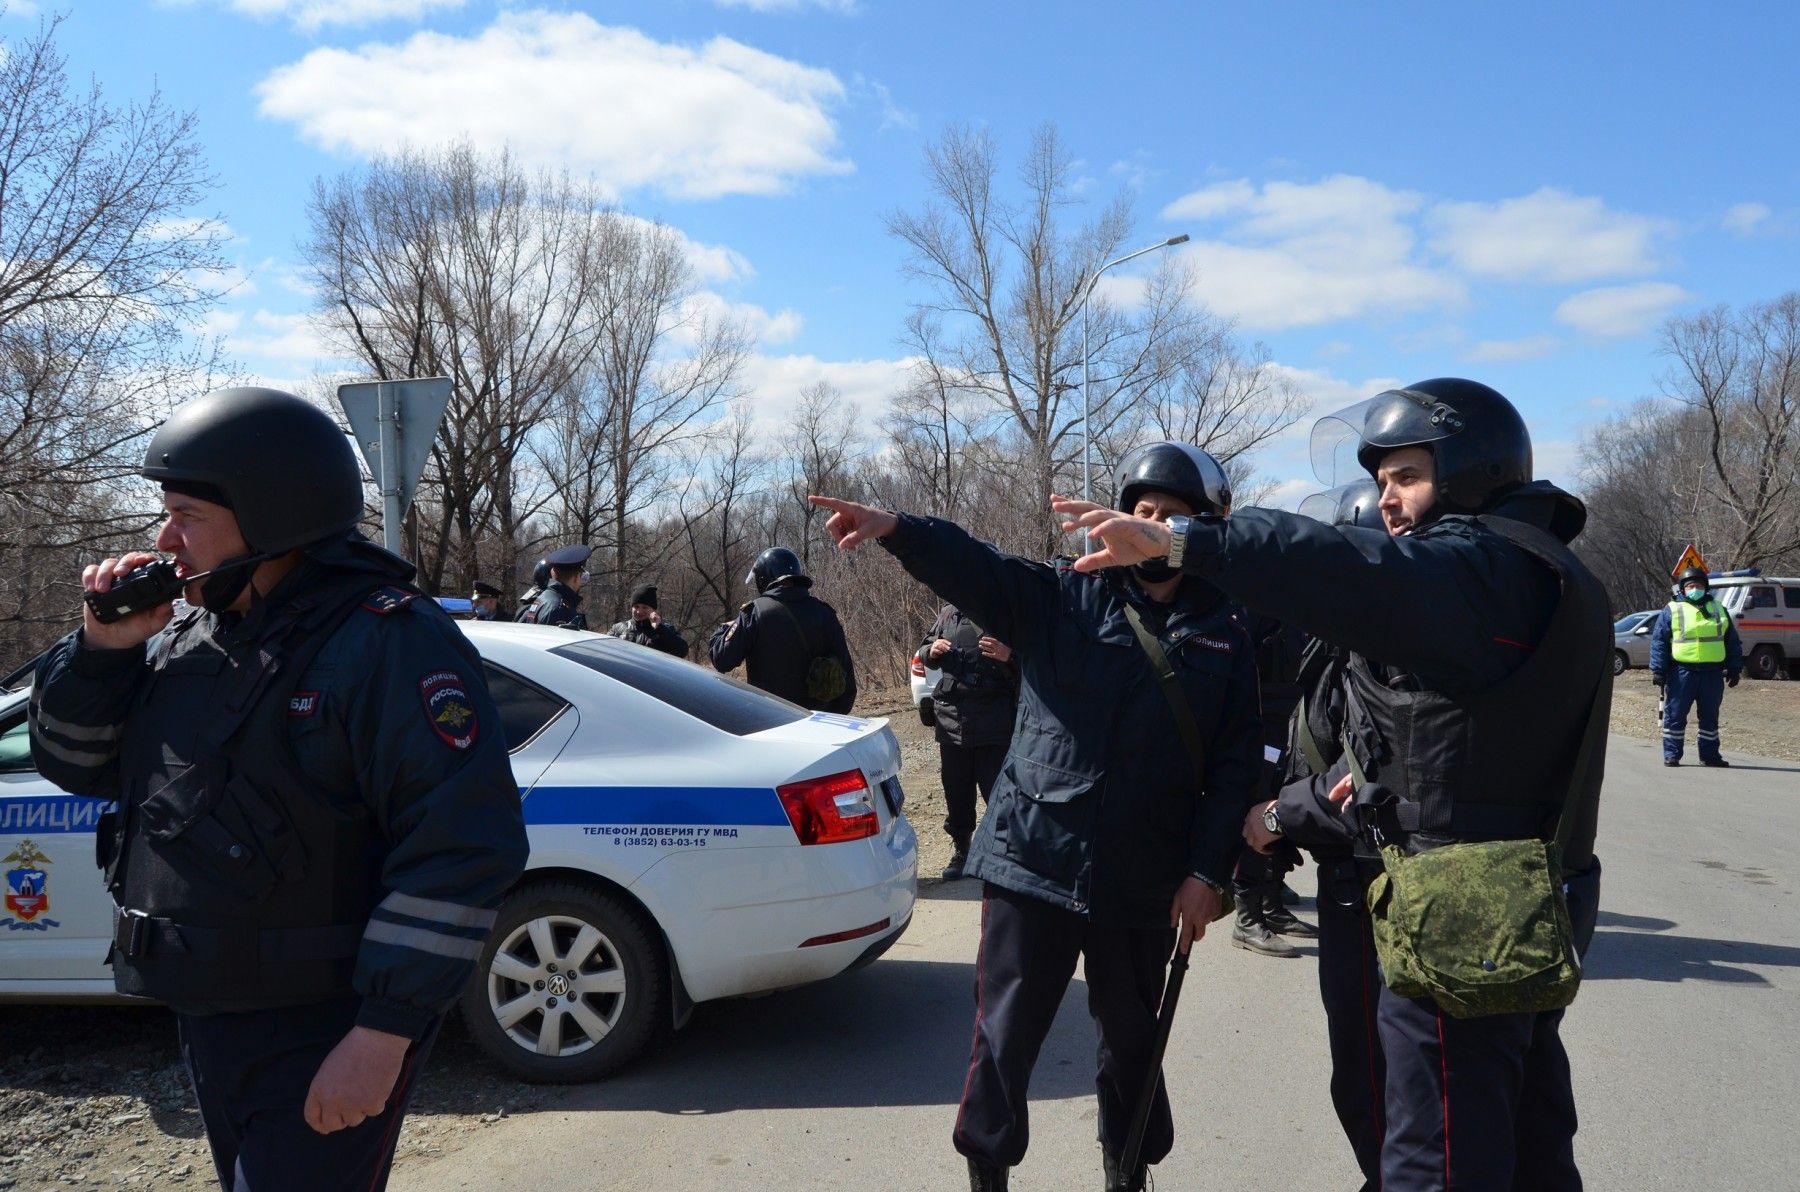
left=1671, top=543, right=1708, bottom=578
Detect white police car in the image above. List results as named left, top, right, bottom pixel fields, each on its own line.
left=0, top=622, right=917, bottom=1083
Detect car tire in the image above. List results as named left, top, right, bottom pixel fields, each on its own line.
left=1612, top=650, right=1628, bottom=677
left=919, top=697, right=935, bottom=728
left=1746, top=645, right=1786, bottom=681
left=462, top=880, right=667, bottom=1084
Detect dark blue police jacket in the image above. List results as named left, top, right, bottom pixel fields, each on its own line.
left=880, top=514, right=1262, bottom=926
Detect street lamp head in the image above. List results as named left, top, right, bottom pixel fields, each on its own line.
left=1165, top=234, right=1190, bottom=246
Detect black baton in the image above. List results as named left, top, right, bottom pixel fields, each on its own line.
left=1119, top=946, right=1189, bottom=1183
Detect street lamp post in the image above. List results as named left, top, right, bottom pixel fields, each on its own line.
left=1080, top=234, right=1190, bottom=508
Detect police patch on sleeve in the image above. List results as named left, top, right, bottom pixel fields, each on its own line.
left=419, top=670, right=478, bottom=750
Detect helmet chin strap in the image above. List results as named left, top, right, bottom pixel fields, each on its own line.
left=196, top=551, right=277, bottom=613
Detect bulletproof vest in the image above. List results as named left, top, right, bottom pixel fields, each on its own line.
left=1340, top=516, right=1610, bottom=870
left=105, top=569, right=398, bottom=1012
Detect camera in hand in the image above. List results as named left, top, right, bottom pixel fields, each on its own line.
left=84, top=560, right=189, bottom=624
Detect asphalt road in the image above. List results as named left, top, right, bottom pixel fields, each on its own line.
left=398, top=734, right=1800, bottom=1191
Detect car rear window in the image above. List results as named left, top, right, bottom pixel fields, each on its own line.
left=481, top=662, right=570, bottom=752
left=1786, top=587, right=1800, bottom=610
left=550, top=639, right=810, bottom=736
left=1747, top=586, right=1778, bottom=609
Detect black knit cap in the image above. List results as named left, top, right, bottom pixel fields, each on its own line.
left=630, top=584, right=658, bottom=608
left=160, top=479, right=233, bottom=510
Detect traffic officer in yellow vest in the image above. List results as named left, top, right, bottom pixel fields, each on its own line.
left=1650, top=565, right=1743, bottom=766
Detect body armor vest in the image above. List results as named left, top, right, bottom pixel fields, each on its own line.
left=106, top=570, right=396, bottom=1012
left=1669, top=599, right=1729, bottom=664
left=1339, top=516, right=1611, bottom=871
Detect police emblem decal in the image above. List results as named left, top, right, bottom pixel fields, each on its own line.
left=3, top=840, right=59, bottom=930
left=419, top=671, right=478, bottom=750
left=1190, top=636, right=1234, bottom=653
left=289, top=691, right=320, bottom=718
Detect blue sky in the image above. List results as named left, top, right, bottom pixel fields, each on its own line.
left=18, top=0, right=1800, bottom=505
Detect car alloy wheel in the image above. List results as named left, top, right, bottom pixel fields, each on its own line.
left=1612, top=650, right=1627, bottom=676
left=463, top=881, right=666, bottom=1083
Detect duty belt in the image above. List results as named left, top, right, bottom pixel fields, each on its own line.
left=112, top=906, right=364, bottom=965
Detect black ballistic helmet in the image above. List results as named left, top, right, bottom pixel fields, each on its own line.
left=1115, top=442, right=1232, bottom=516
left=1297, top=478, right=1383, bottom=530
left=1310, top=378, right=1531, bottom=515
left=747, top=546, right=810, bottom=594
left=143, top=387, right=363, bottom=554
left=531, top=559, right=551, bottom=590
left=1678, top=566, right=1710, bottom=590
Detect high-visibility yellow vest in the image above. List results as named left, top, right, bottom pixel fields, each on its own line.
left=1669, top=598, right=1730, bottom=664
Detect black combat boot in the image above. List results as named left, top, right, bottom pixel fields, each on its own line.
left=1102, top=1146, right=1145, bottom=1192
left=966, top=1157, right=1008, bottom=1190
left=1261, top=886, right=1319, bottom=939
left=1230, top=885, right=1297, bottom=958
left=942, top=836, right=971, bottom=881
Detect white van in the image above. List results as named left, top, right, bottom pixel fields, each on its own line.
left=1708, top=573, right=1800, bottom=680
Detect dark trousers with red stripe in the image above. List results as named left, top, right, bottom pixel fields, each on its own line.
left=1316, top=881, right=1385, bottom=1191
left=1377, top=990, right=1580, bottom=1191
left=179, top=997, right=439, bottom=1192
left=954, top=884, right=1176, bottom=1169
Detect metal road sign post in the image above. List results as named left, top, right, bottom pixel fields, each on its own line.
left=336, top=378, right=453, bottom=553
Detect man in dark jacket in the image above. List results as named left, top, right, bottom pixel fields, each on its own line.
left=28, top=387, right=528, bottom=1192
left=810, top=441, right=1262, bottom=1192
left=518, top=545, right=590, bottom=629
left=708, top=547, right=856, bottom=714
left=921, top=604, right=1018, bottom=880
left=608, top=584, right=689, bottom=657
left=1064, top=379, right=1610, bottom=1192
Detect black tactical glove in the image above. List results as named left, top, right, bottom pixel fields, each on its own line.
left=1727, top=672, right=1740, bottom=688
left=1651, top=673, right=1665, bottom=688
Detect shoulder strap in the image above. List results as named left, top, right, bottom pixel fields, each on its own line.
left=1121, top=604, right=1207, bottom=792
left=759, top=595, right=822, bottom=657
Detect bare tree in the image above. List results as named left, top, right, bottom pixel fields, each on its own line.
left=782, top=382, right=860, bottom=571
left=1661, top=294, right=1800, bottom=569
left=302, top=144, right=610, bottom=596
left=0, top=17, right=230, bottom=668
left=886, top=124, right=1292, bottom=554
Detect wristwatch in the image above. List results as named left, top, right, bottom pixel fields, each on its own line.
left=1262, top=803, right=1284, bottom=837
left=1165, top=514, right=1191, bottom=569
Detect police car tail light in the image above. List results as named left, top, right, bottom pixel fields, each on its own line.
left=778, top=769, right=880, bottom=845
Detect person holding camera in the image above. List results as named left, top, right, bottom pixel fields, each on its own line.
left=921, top=604, right=1018, bottom=880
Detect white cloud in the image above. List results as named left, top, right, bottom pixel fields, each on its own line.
left=206, top=308, right=350, bottom=373
left=712, top=0, right=856, bottom=10
left=1466, top=335, right=1559, bottom=362
left=1723, top=201, right=1771, bottom=235
left=1160, top=176, right=1465, bottom=330
left=173, top=0, right=466, bottom=30
left=1428, top=187, right=1671, bottom=284
left=1554, top=282, right=1690, bottom=339
left=256, top=11, right=851, bottom=200
left=678, top=291, right=803, bottom=348
left=1534, top=438, right=1581, bottom=490
left=737, top=353, right=915, bottom=440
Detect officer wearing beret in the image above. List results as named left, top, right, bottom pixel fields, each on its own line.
left=607, top=584, right=689, bottom=657
left=518, top=545, right=591, bottom=630
left=28, top=387, right=529, bottom=1191
left=470, top=579, right=504, bottom=621
left=1066, top=380, right=1610, bottom=1192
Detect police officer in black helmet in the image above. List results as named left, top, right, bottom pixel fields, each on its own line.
left=28, top=387, right=529, bottom=1192
left=1061, top=380, right=1610, bottom=1192
left=708, top=547, right=857, bottom=713
left=809, top=442, right=1262, bottom=1192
